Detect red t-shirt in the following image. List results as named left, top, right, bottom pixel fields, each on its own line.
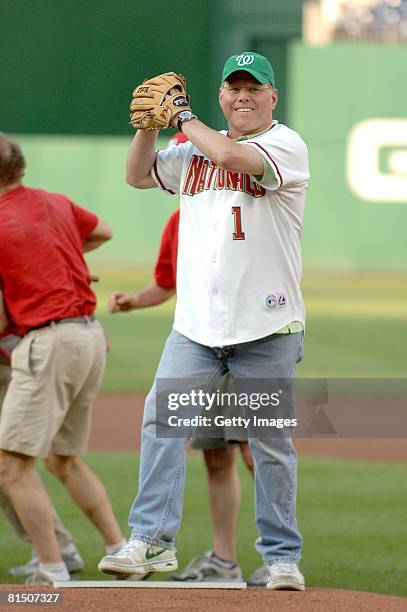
left=168, top=132, right=189, bottom=147
left=154, top=209, right=180, bottom=289
left=0, top=186, right=98, bottom=334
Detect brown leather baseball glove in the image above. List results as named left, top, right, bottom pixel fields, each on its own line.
left=130, top=72, right=191, bottom=130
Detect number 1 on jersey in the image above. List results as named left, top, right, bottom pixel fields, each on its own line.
left=232, top=206, right=246, bottom=240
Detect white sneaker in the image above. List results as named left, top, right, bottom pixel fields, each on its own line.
left=266, top=562, right=305, bottom=591
left=25, top=571, right=70, bottom=586
left=10, top=550, right=84, bottom=576
left=98, top=540, right=178, bottom=577
left=247, top=563, right=269, bottom=587
left=9, top=555, right=39, bottom=577
left=171, top=550, right=243, bottom=582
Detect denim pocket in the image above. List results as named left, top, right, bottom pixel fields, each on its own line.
left=296, top=331, right=304, bottom=364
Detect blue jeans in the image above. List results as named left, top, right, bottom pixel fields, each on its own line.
left=129, top=329, right=304, bottom=564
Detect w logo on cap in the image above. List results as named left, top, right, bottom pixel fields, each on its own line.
left=222, top=52, right=275, bottom=86
left=236, top=54, right=254, bottom=66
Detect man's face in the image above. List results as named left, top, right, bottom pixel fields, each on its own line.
left=219, top=71, right=278, bottom=138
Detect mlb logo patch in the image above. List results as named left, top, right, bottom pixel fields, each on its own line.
left=265, top=293, right=287, bottom=310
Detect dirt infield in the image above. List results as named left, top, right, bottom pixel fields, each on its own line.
left=1, top=584, right=407, bottom=612
left=89, top=394, right=407, bottom=461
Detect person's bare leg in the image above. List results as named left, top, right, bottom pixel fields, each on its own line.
left=204, top=446, right=240, bottom=562
left=238, top=441, right=254, bottom=476
left=0, top=450, right=62, bottom=562
left=45, top=454, right=123, bottom=546
left=0, top=473, right=77, bottom=547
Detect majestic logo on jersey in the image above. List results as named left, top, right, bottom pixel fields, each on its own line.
left=182, top=155, right=266, bottom=198
left=236, top=54, right=254, bottom=66
left=265, top=293, right=287, bottom=310
left=347, top=119, right=407, bottom=203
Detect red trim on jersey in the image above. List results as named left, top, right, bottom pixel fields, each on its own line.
left=153, top=158, right=176, bottom=195
left=247, top=142, right=283, bottom=187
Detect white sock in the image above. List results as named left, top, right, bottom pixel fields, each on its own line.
left=106, top=539, right=126, bottom=555
left=39, top=562, right=70, bottom=581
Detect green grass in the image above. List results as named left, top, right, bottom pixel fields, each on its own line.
left=91, top=267, right=407, bottom=392
left=100, top=313, right=407, bottom=392
left=100, top=312, right=173, bottom=392
left=3, top=270, right=404, bottom=593
left=1, top=453, right=406, bottom=596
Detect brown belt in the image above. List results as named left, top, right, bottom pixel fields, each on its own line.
left=26, top=315, right=96, bottom=334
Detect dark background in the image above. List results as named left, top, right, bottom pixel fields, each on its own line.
left=0, top=0, right=303, bottom=134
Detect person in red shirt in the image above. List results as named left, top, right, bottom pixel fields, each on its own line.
left=108, top=133, right=183, bottom=313
left=0, top=303, right=84, bottom=577
left=109, top=208, right=179, bottom=312
left=0, top=134, right=126, bottom=585
left=108, top=133, right=268, bottom=586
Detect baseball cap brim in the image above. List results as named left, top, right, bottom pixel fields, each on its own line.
left=222, top=67, right=270, bottom=85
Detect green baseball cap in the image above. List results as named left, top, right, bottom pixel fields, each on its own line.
left=222, top=52, right=275, bottom=86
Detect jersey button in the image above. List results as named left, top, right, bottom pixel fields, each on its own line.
left=212, top=287, right=218, bottom=295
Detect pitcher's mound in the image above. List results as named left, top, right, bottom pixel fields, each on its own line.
left=2, top=585, right=406, bottom=612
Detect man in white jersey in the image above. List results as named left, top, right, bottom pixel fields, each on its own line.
left=99, top=52, right=309, bottom=590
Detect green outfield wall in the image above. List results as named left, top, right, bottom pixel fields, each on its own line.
left=10, top=42, right=407, bottom=271
left=0, top=0, right=215, bottom=134
left=0, top=1, right=302, bottom=134
left=289, top=43, right=407, bottom=271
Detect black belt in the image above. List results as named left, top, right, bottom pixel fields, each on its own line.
left=26, top=315, right=96, bottom=334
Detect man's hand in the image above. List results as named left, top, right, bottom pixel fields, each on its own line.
left=165, top=87, right=190, bottom=128
left=107, top=292, right=139, bottom=313
left=108, top=283, right=175, bottom=313
left=130, top=72, right=190, bottom=130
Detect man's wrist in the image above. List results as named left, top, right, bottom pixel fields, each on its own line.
left=130, top=294, right=142, bottom=309
left=177, top=111, right=197, bottom=132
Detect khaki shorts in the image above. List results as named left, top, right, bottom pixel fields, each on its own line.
left=0, top=319, right=106, bottom=457
left=191, top=373, right=249, bottom=450
left=0, top=363, right=10, bottom=406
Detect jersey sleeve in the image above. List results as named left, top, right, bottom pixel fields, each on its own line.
left=70, top=202, right=99, bottom=239
left=151, top=143, right=188, bottom=195
left=242, top=129, right=309, bottom=191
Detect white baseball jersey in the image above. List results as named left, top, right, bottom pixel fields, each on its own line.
left=152, top=121, right=309, bottom=347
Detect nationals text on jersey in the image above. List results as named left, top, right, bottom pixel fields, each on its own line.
left=182, top=154, right=266, bottom=198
